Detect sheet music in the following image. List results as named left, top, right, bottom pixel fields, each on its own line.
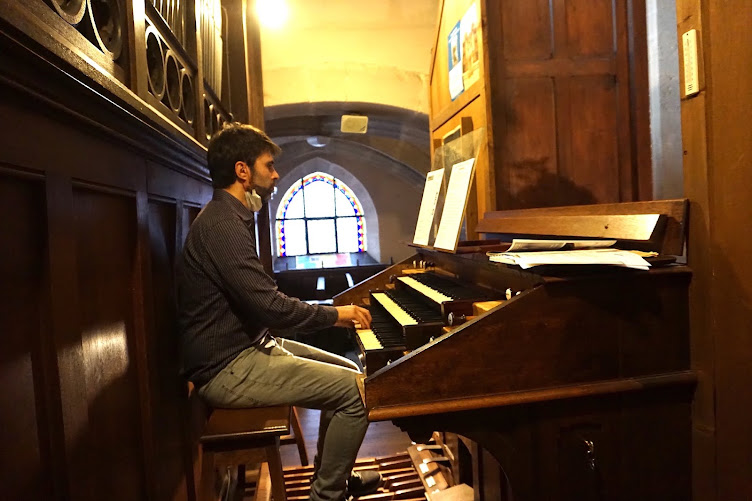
left=506, top=239, right=617, bottom=252
left=434, top=158, right=475, bottom=251
left=488, top=248, right=653, bottom=270
left=412, top=168, right=445, bottom=246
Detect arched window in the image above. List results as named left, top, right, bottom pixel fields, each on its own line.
left=275, top=172, right=366, bottom=257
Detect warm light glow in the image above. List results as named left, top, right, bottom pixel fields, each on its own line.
left=256, top=0, right=289, bottom=30
left=82, top=320, right=130, bottom=386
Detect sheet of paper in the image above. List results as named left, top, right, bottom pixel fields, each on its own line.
left=412, top=168, right=445, bottom=246
left=487, top=248, right=652, bottom=270
left=506, top=239, right=617, bottom=252
left=434, top=158, right=475, bottom=251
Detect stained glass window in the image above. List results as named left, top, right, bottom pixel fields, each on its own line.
left=275, top=172, right=366, bottom=257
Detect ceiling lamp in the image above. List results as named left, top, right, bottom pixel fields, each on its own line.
left=306, top=136, right=330, bottom=148
left=256, top=0, right=289, bottom=30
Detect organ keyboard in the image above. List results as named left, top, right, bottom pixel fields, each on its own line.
left=396, top=276, right=453, bottom=303
left=333, top=199, right=695, bottom=501
left=353, top=271, right=501, bottom=374
left=371, top=291, right=420, bottom=326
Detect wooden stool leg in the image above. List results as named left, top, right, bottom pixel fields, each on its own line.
left=200, top=447, right=217, bottom=501
left=255, top=462, right=272, bottom=501
left=233, top=464, right=246, bottom=501
left=290, top=407, right=309, bottom=466
left=266, top=438, right=287, bottom=501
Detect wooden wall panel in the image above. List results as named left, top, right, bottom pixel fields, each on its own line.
left=147, top=160, right=213, bottom=202
left=501, top=0, right=552, bottom=60
left=676, top=1, right=752, bottom=499
left=566, top=75, right=620, bottom=203
left=502, top=77, right=558, bottom=208
left=705, top=4, right=752, bottom=494
left=482, top=0, right=648, bottom=210
left=618, top=393, right=692, bottom=500
left=146, top=199, right=189, bottom=501
left=181, top=204, right=202, bottom=247
left=0, top=0, right=260, bottom=497
left=563, top=0, right=615, bottom=56
left=44, top=172, right=89, bottom=501
left=0, top=172, right=51, bottom=501
left=71, top=186, right=145, bottom=501
left=499, top=72, right=621, bottom=209
left=0, top=100, right=145, bottom=193
left=675, top=5, right=715, bottom=501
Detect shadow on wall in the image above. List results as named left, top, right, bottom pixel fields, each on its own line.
left=499, top=158, right=597, bottom=209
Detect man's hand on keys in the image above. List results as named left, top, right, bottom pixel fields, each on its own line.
left=334, top=304, right=372, bottom=329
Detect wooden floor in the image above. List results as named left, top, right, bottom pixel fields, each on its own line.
left=280, top=407, right=414, bottom=468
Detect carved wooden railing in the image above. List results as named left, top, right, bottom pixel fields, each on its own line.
left=1, top=0, right=243, bottom=146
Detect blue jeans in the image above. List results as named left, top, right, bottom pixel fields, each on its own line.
left=197, top=336, right=368, bottom=501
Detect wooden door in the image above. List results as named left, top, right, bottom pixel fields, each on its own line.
left=486, top=0, right=650, bottom=209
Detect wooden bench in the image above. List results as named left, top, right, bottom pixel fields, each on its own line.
left=189, top=383, right=308, bottom=501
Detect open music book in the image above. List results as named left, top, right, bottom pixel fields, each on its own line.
left=487, top=239, right=656, bottom=270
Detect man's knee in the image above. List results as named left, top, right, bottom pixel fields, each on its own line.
left=341, top=372, right=366, bottom=415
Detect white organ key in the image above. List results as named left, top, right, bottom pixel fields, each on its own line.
left=397, top=276, right=452, bottom=303
left=357, top=329, right=382, bottom=350
left=372, top=292, right=417, bottom=326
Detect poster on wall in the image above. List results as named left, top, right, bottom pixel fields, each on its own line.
left=448, top=21, right=464, bottom=100
left=461, top=2, right=481, bottom=89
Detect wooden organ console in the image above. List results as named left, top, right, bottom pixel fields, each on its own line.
left=354, top=270, right=498, bottom=375
left=334, top=199, right=694, bottom=501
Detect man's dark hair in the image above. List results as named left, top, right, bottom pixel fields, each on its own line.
left=207, top=123, right=282, bottom=188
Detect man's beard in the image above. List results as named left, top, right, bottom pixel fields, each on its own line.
left=255, top=184, right=275, bottom=200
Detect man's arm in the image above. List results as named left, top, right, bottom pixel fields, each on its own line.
left=202, top=218, right=370, bottom=330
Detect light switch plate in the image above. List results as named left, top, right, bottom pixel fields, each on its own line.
left=682, top=29, right=700, bottom=97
